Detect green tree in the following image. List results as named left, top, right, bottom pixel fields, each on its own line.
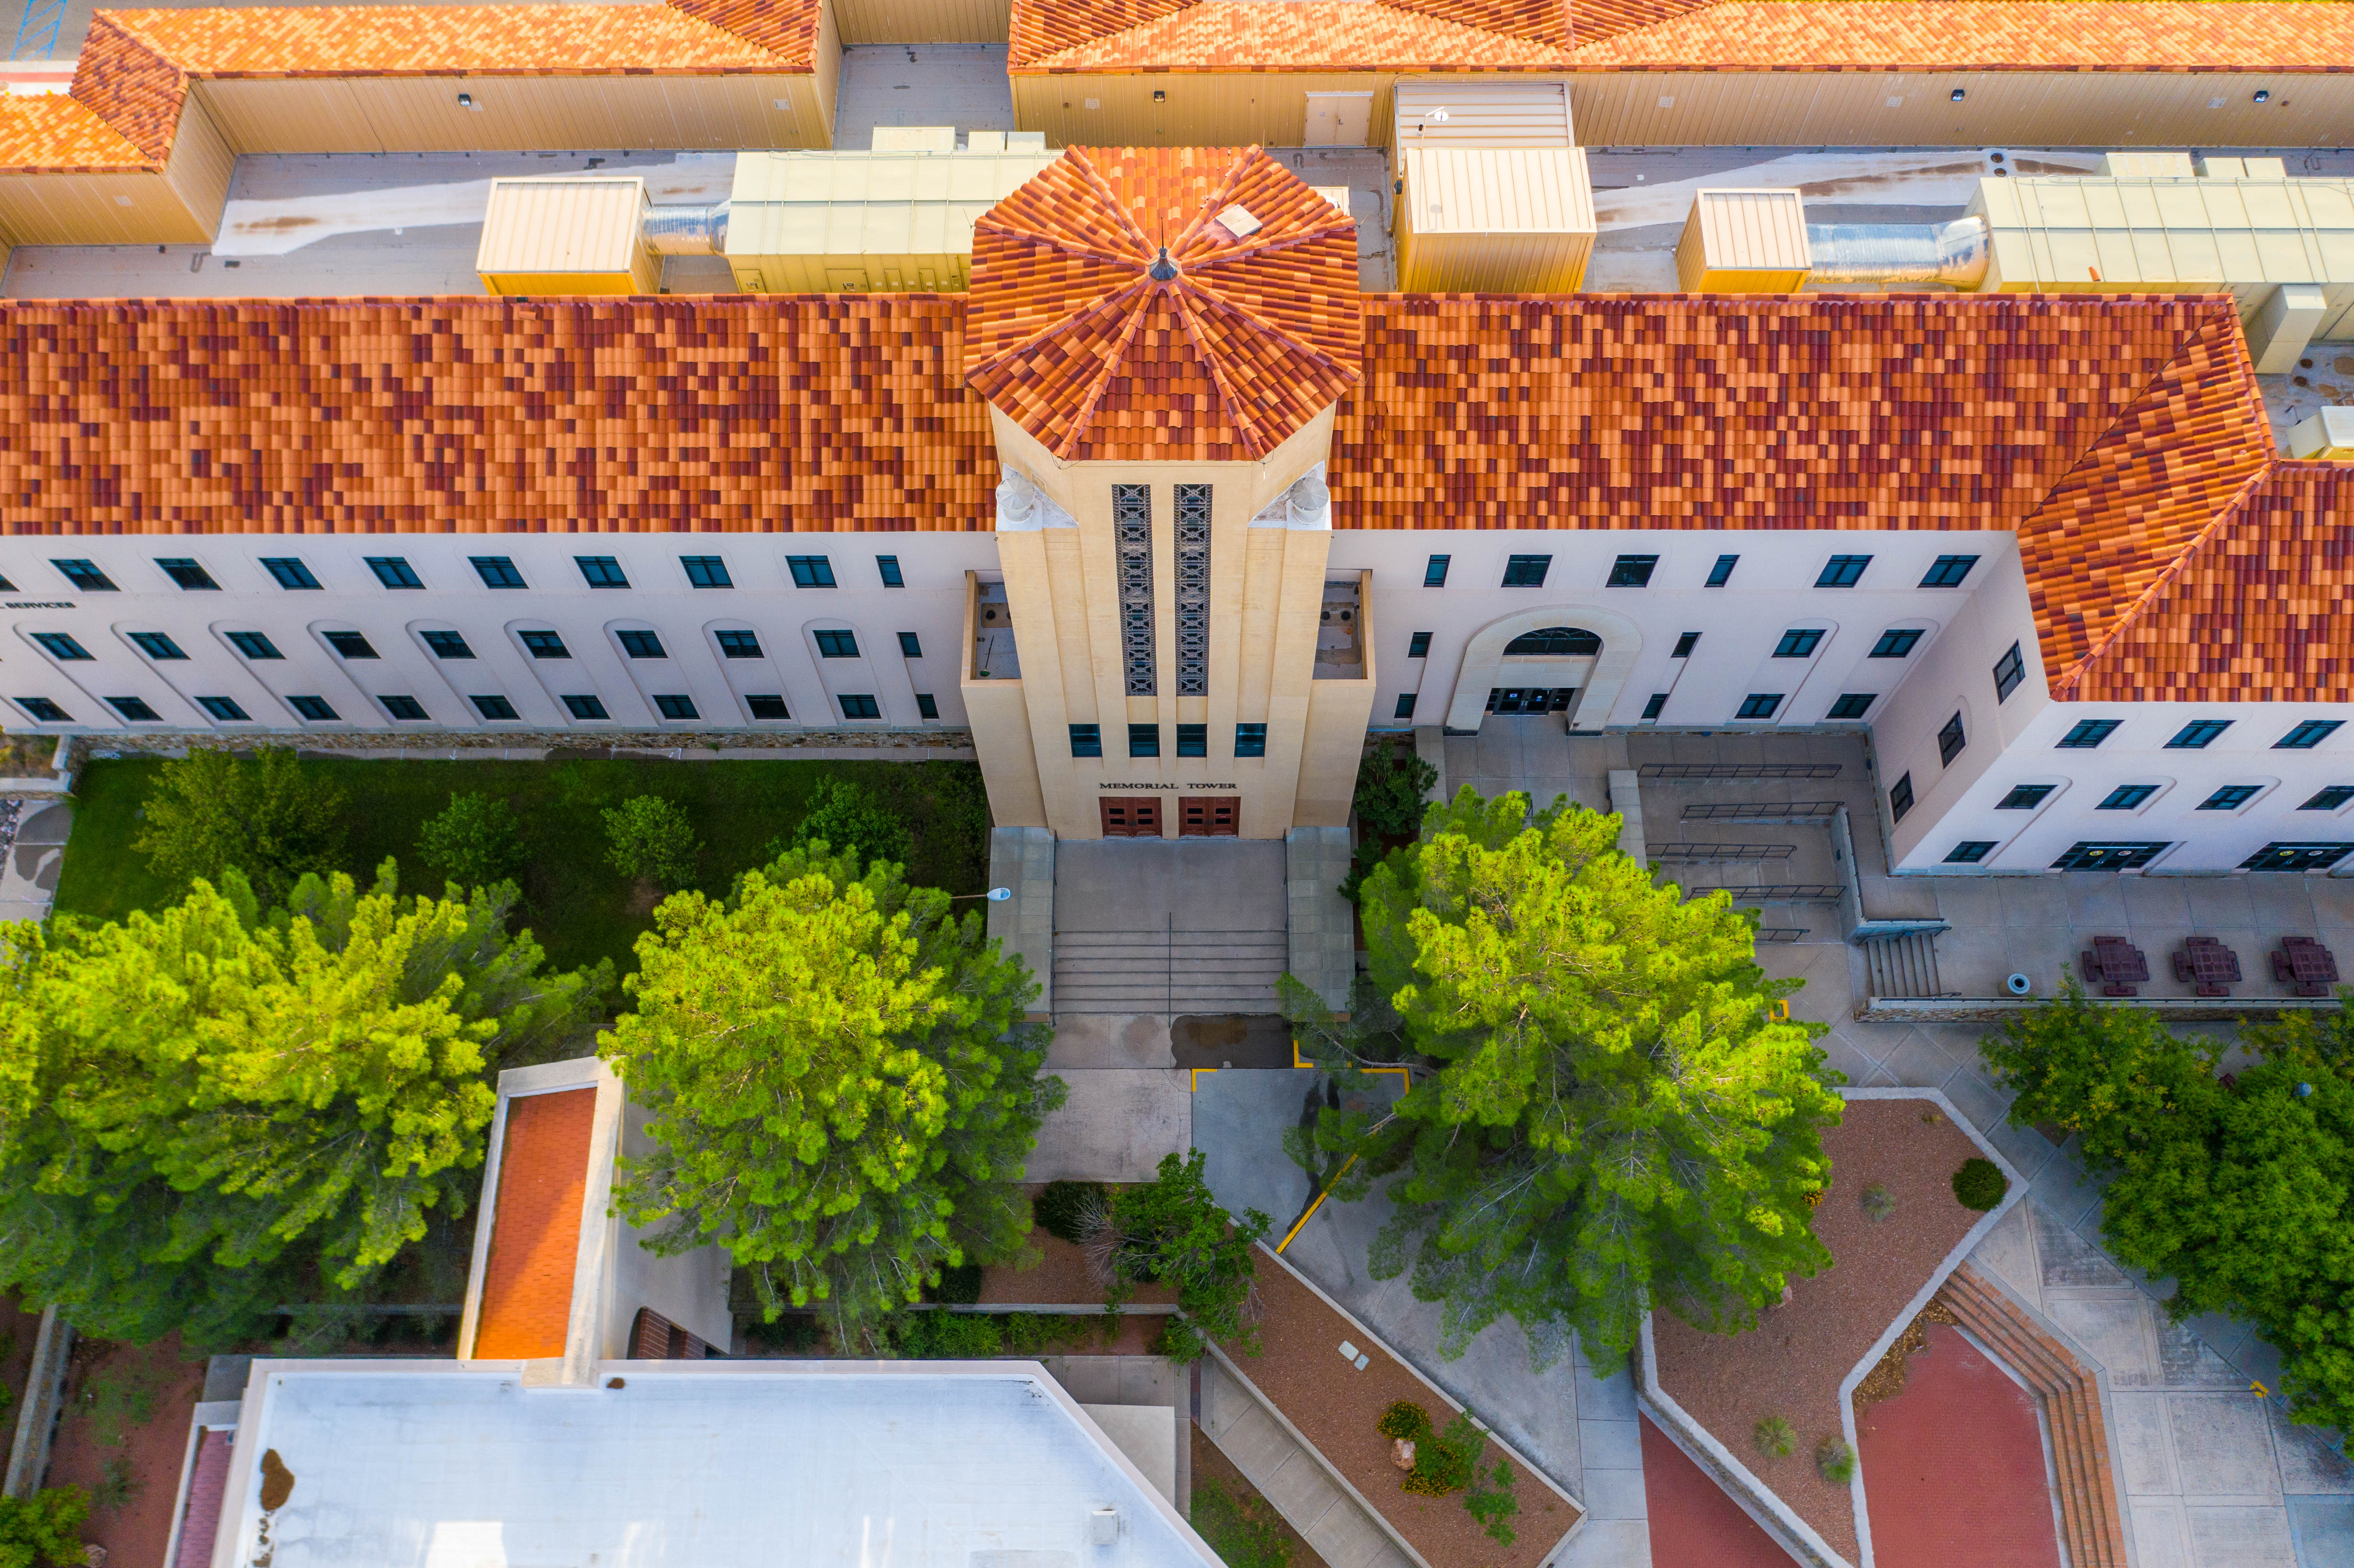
left=0, top=1486, right=89, bottom=1568
left=603, top=795, right=701, bottom=888
left=0, top=864, right=605, bottom=1345
left=132, top=746, right=347, bottom=908
left=1340, top=746, right=1440, bottom=901
left=600, top=845, right=1061, bottom=1345
left=1296, top=787, right=1842, bottom=1373
left=417, top=791, right=523, bottom=890
left=1100, top=1150, right=1271, bottom=1362
left=788, top=778, right=914, bottom=868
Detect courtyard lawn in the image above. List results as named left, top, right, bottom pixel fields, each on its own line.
left=53, top=754, right=991, bottom=975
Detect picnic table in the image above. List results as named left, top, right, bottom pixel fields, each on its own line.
left=2171, top=936, right=2242, bottom=997
left=2081, top=935, right=2149, bottom=997
left=2271, top=936, right=2340, bottom=997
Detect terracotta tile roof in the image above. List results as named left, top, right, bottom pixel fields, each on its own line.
left=1567, top=0, right=1715, bottom=45
left=1012, top=0, right=1194, bottom=65
left=1386, top=0, right=1570, bottom=49
left=0, top=92, right=152, bottom=171
left=0, top=296, right=995, bottom=534
left=966, top=146, right=1361, bottom=461
left=1566, top=0, right=2354, bottom=71
left=665, top=0, right=824, bottom=66
left=472, top=1086, right=595, bottom=1362
left=1011, top=0, right=1569, bottom=71
left=67, top=12, right=185, bottom=163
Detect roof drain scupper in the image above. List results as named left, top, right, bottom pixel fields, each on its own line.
left=642, top=202, right=730, bottom=256
left=1803, top=216, right=1990, bottom=290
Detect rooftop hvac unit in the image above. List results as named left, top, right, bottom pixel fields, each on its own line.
left=475, top=177, right=661, bottom=296
left=1675, top=189, right=1810, bottom=293
left=724, top=148, right=1056, bottom=293
left=2287, top=407, right=2354, bottom=459
left=1395, top=146, right=1595, bottom=294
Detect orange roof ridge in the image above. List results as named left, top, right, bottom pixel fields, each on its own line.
left=1568, top=0, right=1716, bottom=45
left=1013, top=0, right=1570, bottom=71
left=1011, top=0, right=1197, bottom=66
left=1378, top=0, right=1571, bottom=49
left=69, top=11, right=188, bottom=164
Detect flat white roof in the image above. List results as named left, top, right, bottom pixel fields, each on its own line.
left=218, top=1362, right=1217, bottom=1568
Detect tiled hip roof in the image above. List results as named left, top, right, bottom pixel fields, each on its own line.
left=1012, top=0, right=1571, bottom=70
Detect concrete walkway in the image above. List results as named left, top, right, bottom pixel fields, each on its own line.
left=0, top=799, right=68, bottom=925
left=1198, top=1352, right=1416, bottom=1568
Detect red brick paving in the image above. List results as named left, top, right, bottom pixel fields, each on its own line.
left=1640, top=1413, right=1797, bottom=1568
left=473, top=1087, right=596, bottom=1361
left=1857, top=1322, right=2063, bottom=1568
left=172, top=1428, right=234, bottom=1568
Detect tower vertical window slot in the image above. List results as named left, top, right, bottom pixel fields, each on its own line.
left=1175, top=484, right=1211, bottom=696
left=1114, top=484, right=1156, bottom=697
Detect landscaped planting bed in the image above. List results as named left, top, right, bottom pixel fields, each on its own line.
left=978, top=1190, right=1179, bottom=1308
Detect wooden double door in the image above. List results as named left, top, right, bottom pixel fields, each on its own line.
left=1099, top=795, right=1239, bottom=838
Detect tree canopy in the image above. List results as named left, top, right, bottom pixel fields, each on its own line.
left=132, top=746, right=347, bottom=908
left=0, top=864, right=604, bottom=1344
left=1292, top=787, right=1842, bottom=1371
left=600, top=845, right=1061, bottom=1344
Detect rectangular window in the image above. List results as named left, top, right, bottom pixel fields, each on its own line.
left=746, top=695, right=789, bottom=720
left=2277, top=720, right=2343, bottom=750
left=13, top=698, right=68, bottom=723
left=1394, top=694, right=1418, bottom=720
left=1406, top=631, right=1432, bottom=660
left=2098, top=784, right=2157, bottom=810
left=422, top=631, right=474, bottom=660
left=287, top=695, right=338, bottom=721
left=1129, top=723, right=1160, bottom=758
left=715, top=630, right=763, bottom=659
left=379, top=695, right=428, bottom=721
left=1642, top=693, right=1668, bottom=720
left=1423, top=555, right=1450, bottom=588
left=470, top=556, right=525, bottom=589
left=2051, top=841, right=2168, bottom=871
left=1705, top=554, right=1739, bottom=587
left=129, top=632, right=187, bottom=661
left=576, top=556, right=629, bottom=589
left=1235, top=723, right=1267, bottom=757
left=681, top=556, right=732, bottom=588
left=1607, top=554, right=1658, bottom=587
left=814, top=629, right=860, bottom=658
left=1114, top=484, right=1156, bottom=697
left=324, top=631, right=378, bottom=659
left=53, top=558, right=118, bottom=592
left=2241, top=842, right=2354, bottom=872
left=1070, top=725, right=1104, bottom=757
left=1736, top=693, right=1782, bottom=720
left=1817, top=555, right=1871, bottom=587
left=2058, top=719, right=2120, bottom=749
left=1175, top=482, right=1212, bottom=697
left=471, top=695, right=520, bottom=721
left=1945, top=841, right=1997, bottom=864
left=1998, top=784, right=2055, bottom=810
left=562, top=695, right=610, bottom=721
left=1870, top=629, right=1923, bottom=659
left=2166, top=720, right=2231, bottom=750
left=838, top=694, right=879, bottom=720
left=1921, top=554, right=1980, bottom=588
left=876, top=555, right=904, bottom=588
left=106, top=696, right=162, bottom=722
left=618, top=630, right=666, bottom=659
left=366, top=557, right=424, bottom=589
left=655, top=694, right=701, bottom=721
left=519, top=630, right=570, bottom=659
left=1176, top=723, right=1208, bottom=757
left=30, top=633, right=90, bottom=661
left=2301, top=786, right=2354, bottom=811
left=1890, top=773, right=1915, bottom=822
left=1501, top=554, right=1552, bottom=587
left=897, top=632, right=923, bottom=659
left=258, top=558, right=318, bottom=590
left=1672, top=632, right=1700, bottom=658
left=1993, top=641, right=2026, bottom=702
left=227, top=631, right=283, bottom=660
left=156, top=558, right=219, bottom=591
left=788, top=555, right=836, bottom=588
left=1828, top=693, right=1875, bottom=720
left=1938, top=712, right=1967, bottom=765
left=197, top=696, right=251, bottom=722
left=916, top=693, right=939, bottom=720
left=1773, top=629, right=1825, bottom=658
left=2199, top=784, right=2262, bottom=811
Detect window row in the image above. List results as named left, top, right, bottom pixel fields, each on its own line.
left=35, top=626, right=927, bottom=666
left=8, top=689, right=943, bottom=727
left=1417, top=552, right=1978, bottom=591
left=2054, top=718, right=2340, bottom=751
left=1994, top=781, right=2354, bottom=814
left=1069, top=723, right=1269, bottom=759
left=21, top=553, right=913, bottom=596
left=1938, top=841, right=2354, bottom=873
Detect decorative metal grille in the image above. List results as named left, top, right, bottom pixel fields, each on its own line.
left=1174, top=484, right=1211, bottom=696
left=1114, top=484, right=1156, bottom=696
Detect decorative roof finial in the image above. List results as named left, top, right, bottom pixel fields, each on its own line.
left=1149, top=246, right=1178, bottom=281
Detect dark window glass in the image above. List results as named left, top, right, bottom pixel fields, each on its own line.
left=839, top=694, right=879, bottom=720
left=1706, top=554, right=1738, bottom=587
left=1177, top=723, right=1208, bottom=757
left=2098, top=785, right=2157, bottom=810
left=815, top=629, right=860, bottom=658
left=715, top=630, right=763, bottom=659
left=1501, top=554, right=1552, bottom=587
left=1817, top=555, right=1871, bottom=587
left=379, top=695, right=428, bottom=720
left=1998, top=784, right=2055, bottom=810
left=876, top=555, right=904, bottom=588
left=1606, top=554, right=1658, bottom=587
left=2300, top=786, right=2354, bottom=811
left=1069, top=724, right=1103, bottom=757
left=519, top=630, right=570, bottom=659
left=53, top=559, right=118, bottom=592
left=1128, top=723, right=1160, bottom=758
left=156, top=558, right=219, bottom=591
left=1890, top=773, right=1915, bottom=821
left=655, top=694, right=701, bottom=720
left=746, top=695, right=789, bottom=720
left=1407, top=632, right=1432, bottom=659
left=916, top=693, right=939, bottom=720
left=1393, top=694, right=1417, bottom=720
left=259, top=558, right=320, bottom=590
left=1235, top=723, right=1267, bottom=758
left=576, top=556, right=629, bottom=588
left=197, top=696, right=251, bottom=722
left=1938, top=712, right=1967, bottom=765
left=470, top=557, right=525, bottom=589
left=1642, top=693, right=1668, bottom=720
left=2240, top=842, right=2354, bottom=872
left=2058, top=720, right=2119, bottom=749
left=2167, top=720, right=2232, bottom=750
left=681, top=556, right=732, bottom=588
left=106, top=696, right=161, bottom=722
left=1921, top=554, right=1980, bottom=587
left=472, top=695, right=520, bottom=721
left=1423, top=555, right=1450, bottom=588
left=1993, top=641, right=2026, bottom=702
left=227, top=631, right=283, bottom=660
left=1945, top=841, right=1996, bottom=864
left=1504, top=627, right=1600, bottom=656
left=422, top=631, right=474, bottom=659
left=1736, top=693, right=1782, bottom=720
left=1870, top=629, right=1923, bottom=659
left=1826, top=693, right=1874, bottom=719
left=288, top=696, right=338, bottom=721
left=30, top=633, right=90, bottom=661
left=365, top=557, right=423, bottom=589
left=0, top=576, right=13, bottom=592
left=2199, top=784, right=2262, bottom=811
left=324, top=631, right=378, bottom=659
left=562, top=695, right=610, bottom=721
left=618, top=631, right=666, bottom=659
left=788, top=556, right=836, bottom=588
left=129, top=632, right=187, bottom=660
left=2277, top=720, right=2343, bottom=750
left=1774, top=629, right=1824, bottom=658
left=14, top=698, right=68, bottom=722
left=2051, top=841, right=2168, bottom=871
left=1672, top=632, right=1700, bottom=657
left=897, top=632, right=923, bottom=659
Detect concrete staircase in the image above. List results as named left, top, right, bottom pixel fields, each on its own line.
left=1051, top=927, right=1288, bottom=1015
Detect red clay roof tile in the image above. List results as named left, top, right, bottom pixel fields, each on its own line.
left=0, top=91, right=153, bottom=171
left=67, top=12, right=186, bottom=164
left=472, top=1086, right=595, bottom=1363
left=1012, top=0, right=1570, bottom=70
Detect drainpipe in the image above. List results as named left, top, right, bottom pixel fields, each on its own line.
left=1804, top=216, right=1990, bottom=290
left=642, top=202, right=731, bottom=256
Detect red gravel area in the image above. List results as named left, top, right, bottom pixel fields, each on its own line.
left=1859, top=1323, right=2062, bottom=1568
left=46, top=1334, right=205, bottom=1568
left=980, top=1230, right=1178, bottom=1307
left=1641, top=1415, right=1799, bottom=1568
left=1652, top=1098, right=1987, bottom=1561
left=1223, top=1249, right=1580, bottom=1568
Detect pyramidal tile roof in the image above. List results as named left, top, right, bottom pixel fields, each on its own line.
left=1011, top=0, right=1569, bottom=70
left=965, top=146, right=1362, bottom=462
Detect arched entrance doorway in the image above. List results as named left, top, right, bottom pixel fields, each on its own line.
left=1444, top=606, right=1643, bottom=733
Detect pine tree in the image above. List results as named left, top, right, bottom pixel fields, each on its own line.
left=1298, top=787, right=1843, bottom=1372
left=601, top=845, right=1061, bottom=1344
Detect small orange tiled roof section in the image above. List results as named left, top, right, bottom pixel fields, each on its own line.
left=967, top=146, right=1362, bottom=461
left=1566, top=0, right=2354, bottom=70
left=68, top=12, right=186, bottom=164
left=0, top=297, right=996, bottom=534
left=1011, top=0, right=1570, bottom=70
left=472, top=1086, right=596, bottom=1362
left=0, top=92, right=151, bottom=172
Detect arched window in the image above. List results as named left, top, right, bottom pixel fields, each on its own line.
left=1503, top=626, right=1601, bottom=656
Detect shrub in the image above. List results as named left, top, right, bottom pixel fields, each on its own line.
left=1376, top=1400, right=1431, bottom=1442
left=1189, top=1478, right=1291, bottom=1568
left=1952, top=1158, right=2008, bottom=1212
left=1753, top=1416, right=1796, bottom=1459
left=1101, top=1151, right=1271, bottom=1362
left=602, top=795, right=701, bottom=887
left=417, top=791, right=522, bottom=890
left=896, top=1311, right=1003, bottom=1359
left=1860, top=1183, right=1897, bottom=1224
left=133, top=746, right=347, bottom=908
left=1001, top=1312, right=1111, bottom=1356
left=1034, top=1180, right=1111, bottom=1245
left=1816, top=1437, right=1857, bottom=1484
left=1464, top=1457, right=1520, bottom=1546
left=0, top=1485, right=90, bottom=1568
left=1338, top=747, right=1440, bottom=901
left=929, top=1263, right=983, bottom=1306
left=789, top=778, right=914, bottom=868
